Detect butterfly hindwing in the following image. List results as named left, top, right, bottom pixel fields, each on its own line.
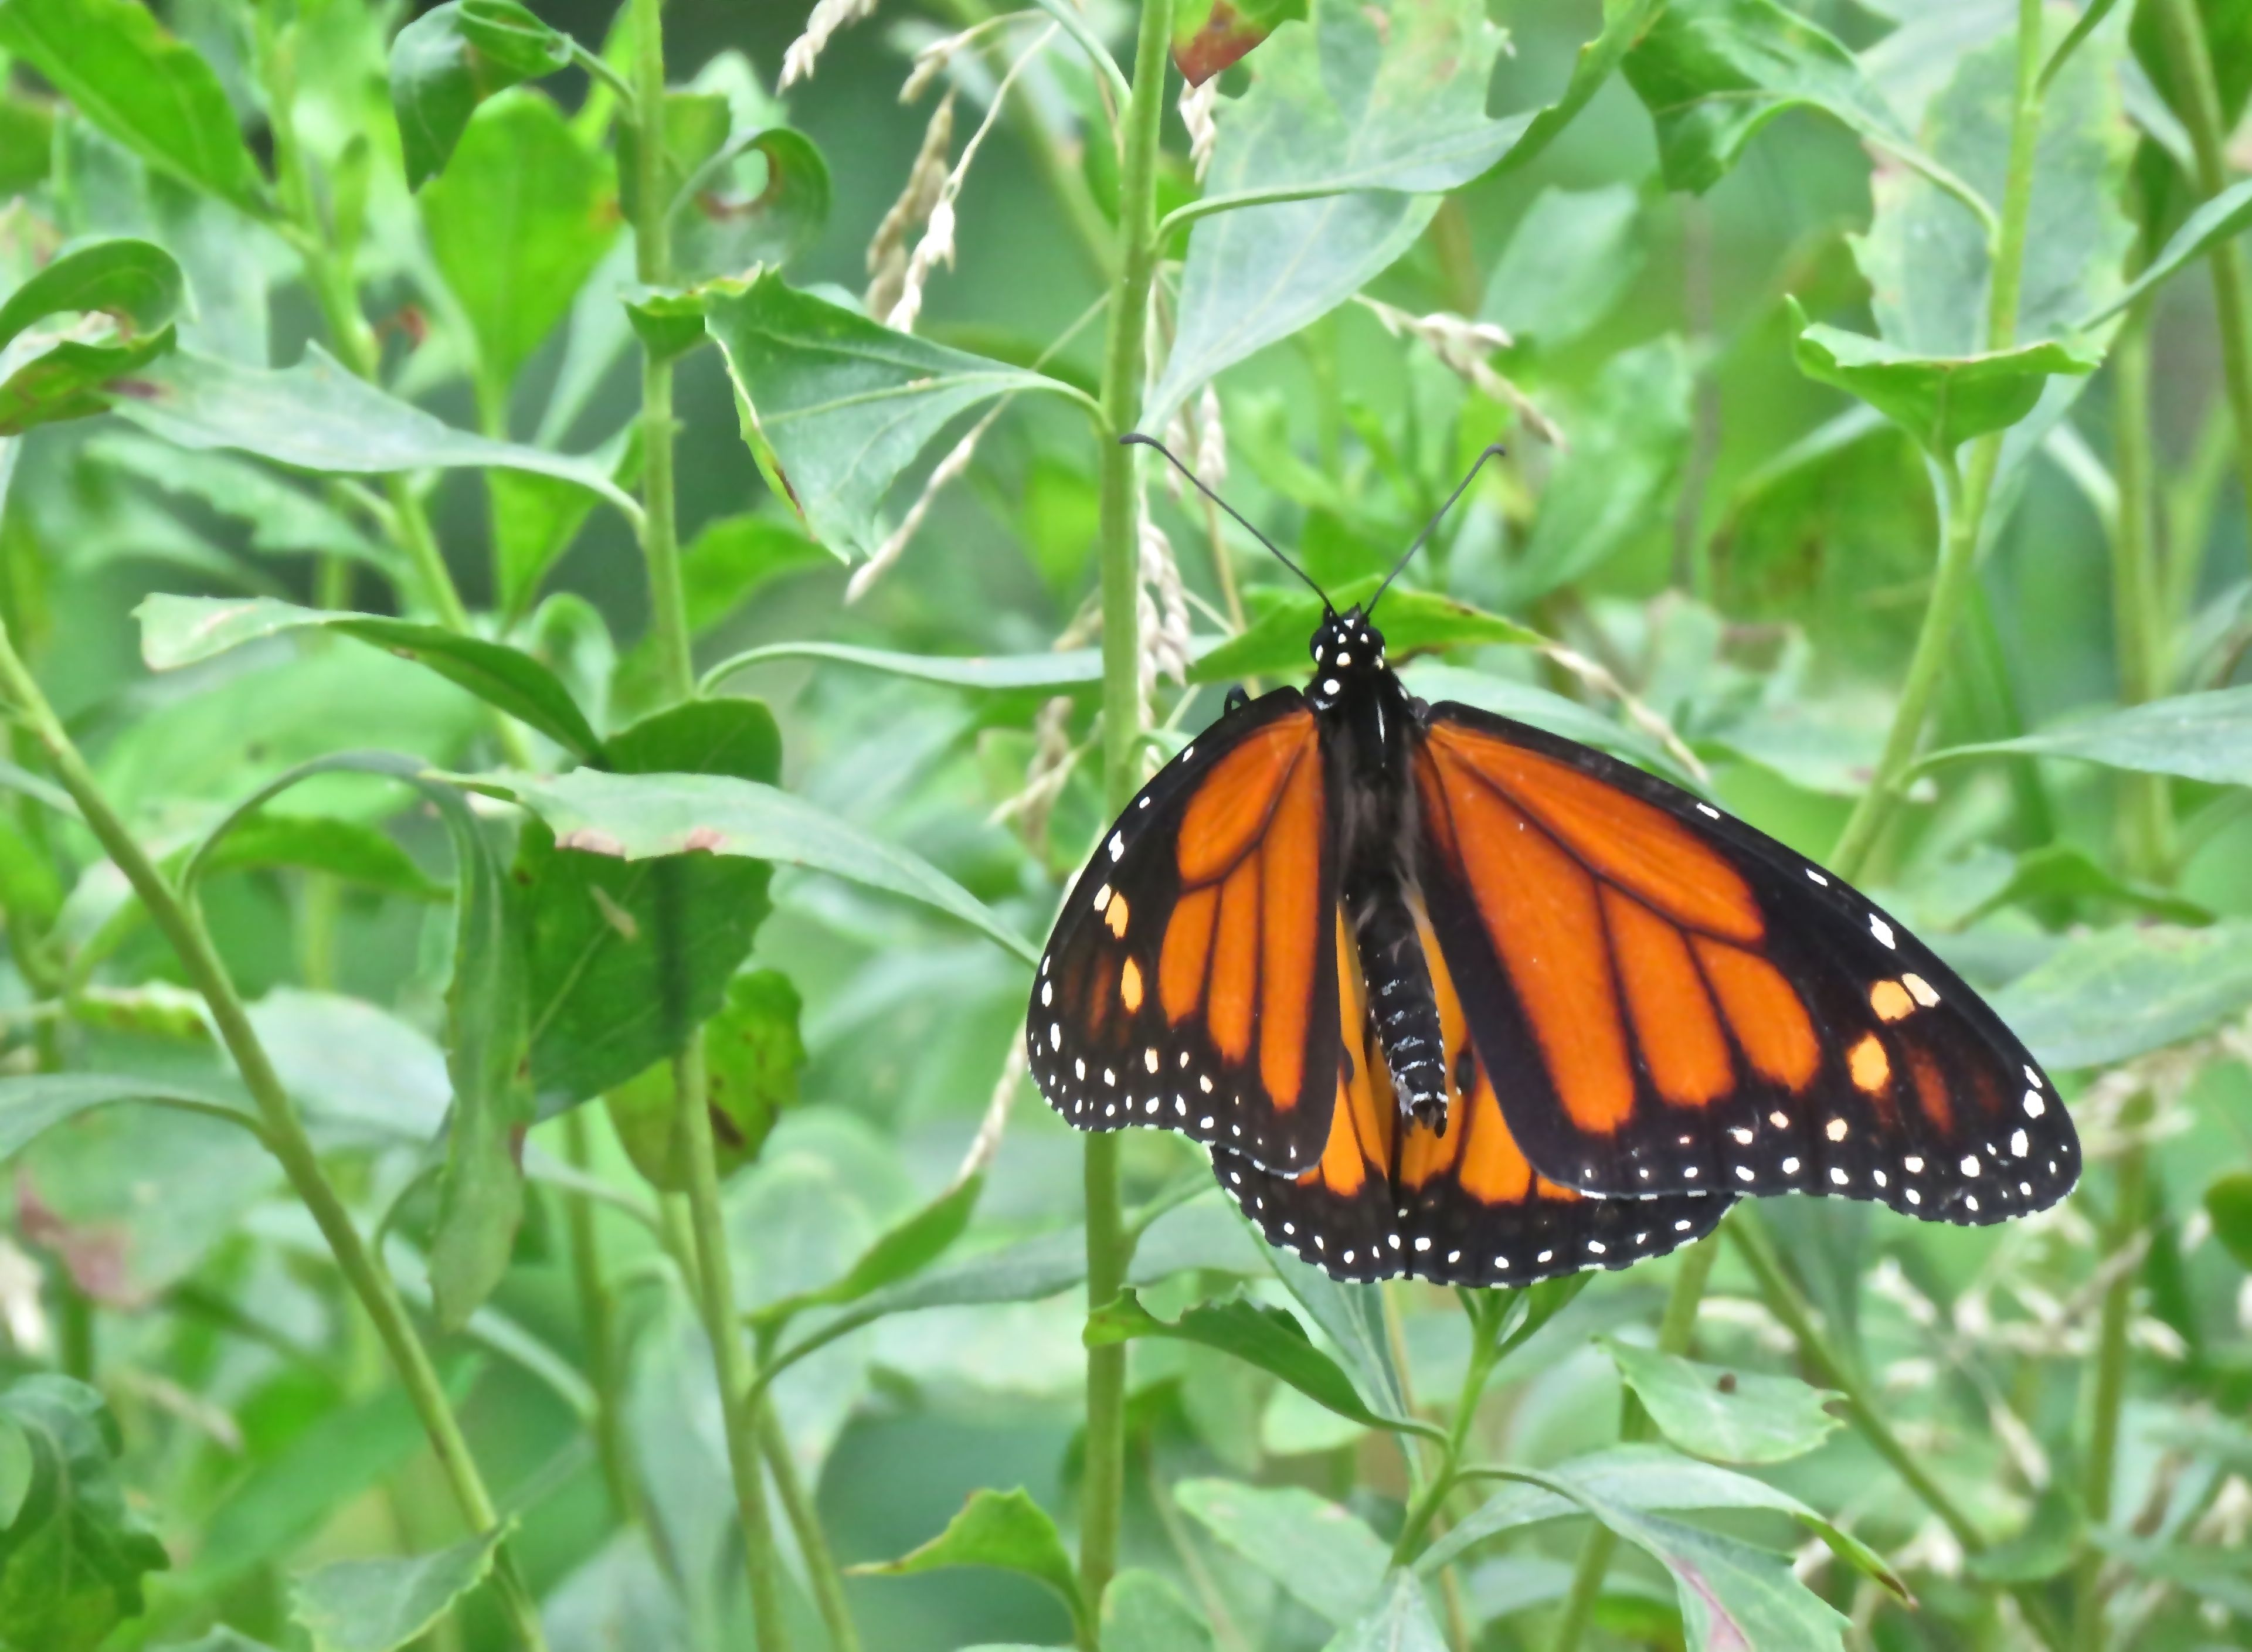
left=1215, top=909, right=1731, bottom=1284
left=1411, top=703, right=2080, bottom=1225
left=1028, top=690, right=1343, bottom=1175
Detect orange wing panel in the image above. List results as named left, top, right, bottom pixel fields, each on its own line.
left=1257, top=744, right=1325, bottom=1113
left=1604, top=888, right=1734, bottom=1107
left=1178, top=719, right=1313, bottom=883
left=1207, top=861, right=1259, bottom=1062
left=1306, top=912, right=1389, bottom=1197
left=1693, top=937, right=1820, bottom=1092
left=1159, top=886, right=1218, bottom=1023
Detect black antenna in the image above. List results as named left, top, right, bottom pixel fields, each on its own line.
left=1368, top=442, right=1509, bottom=615
left=1121, top=433, right=1329, bottom=606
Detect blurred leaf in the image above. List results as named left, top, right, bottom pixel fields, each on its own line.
left=2205, top=1171, right=2252, bottom=1270
left=1960, top=842, right=2213, bottom=927
left=137, top=595, right=605, bottom=762
left=0, top=1376, right=171, bottom=1652
left=0, top=0, right=267, bottom=215
left=1965, top=1489, right=2078, bottom=1584
left=671, top=127, right=831, bottom=281
left=749, top=1169, right=982, bottom=1328
left=390, top=0, right=573, bottom=190
left=524, top=699, right=780, bottom=1107
left=1507, top=336, right=1692, bottom=603
left=1262, top=1246, right=1411, bottom=1420
left=1789, top=301, right=2098, bottom=455
left=1102, top=1569, right=1217, bottom=1652
left=113, top=346, right=640, bottom=522
left=1421, top=1444, right=1904, bottom=1597
left=0, top=98, right=52, bottom=197
left=704, top=271, right=1076, bottom=562
left=423, top=91, right=618, bottom=404
left=1600, top=1338, right=1842, bottom=1464
left=606, top=968, right=801, bottom=1188
left=429, top=797, right=531, bottom=1332
left=1173, top=1478, right=1388, bottom=1624
left=1480, top=183, right=1642, bottom=349
left=1621, top=0, right=1940, bottom=197
left=624, top=285, right=711, bottom=364
left=480, top=766, right=1037, bottom=964
left=1320, top=1570, right=1446, bottom=1652
left=1403, top=664, right=1697, bottom=786
left=0, top=236, right=184, bottom=434
left=1928, top=684, right=2252, bottom=785
left=851, top=1487, right=1086, bottom=1629
left=1173, top=0, right=1308, bottom=85
left=290, top=1524, right=512, bottom=1652
left=1152, top=0, right=1528, bottom=429
left=680, top=514, right=838, bottom=631
left=491, top=467, right=606, bottom=623
left=0, top=1073, right=253, bottom=1161
left=1988, top=920, right=2252, bottom=1070
left=709, top=642, right=1107, bottom=695
left=0, top=1422, right=24, bottom=1530
left=1086, top=1289, right=1426, bottom=1435
left=0, top=237, right=181, bottom=349
left=2083, top=176, right=2252, bottom=327
left=1190, top=577, right=1536, bottom=683
left=86, top=433, right=395, bottom=570
left=2097, top=1535, right=2252, bottom=1616
left=617, top=90, right=728, bottom=226
left=170, top=1634, right=280, bottom=1652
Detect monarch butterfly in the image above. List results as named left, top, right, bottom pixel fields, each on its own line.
left=1028, top=437, right=2078, bottom=1286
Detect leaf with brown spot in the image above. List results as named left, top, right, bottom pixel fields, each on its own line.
left=1172, top=0, right=1308, bottom=84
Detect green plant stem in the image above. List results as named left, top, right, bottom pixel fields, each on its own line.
left=760, top=1401, right=863, bottom=1652
left=562, top=1109, right=635, bottom=1525
left=2108, top=313, right=2176, bottom=882
left=630, top=0, right=692, bottom=704
left=1828, top=0, right=2046, bottom=879
left=2153, top=0, right=2252, bottom=569
left=2073, top=1103, right=2149, bottom=1652
left=1548, top=1236, right=1719, bottom=1652
left=1390, top=1300, right=1506, bottom=1567
left=0, top=623, right=551, bottom=1652
left=1079, top=1, right=1173, bottom=1631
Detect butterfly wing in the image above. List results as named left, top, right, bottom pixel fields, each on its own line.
left=1215, top=909, right=1730, bottom=1284
left=1410, top=703, right=2080, bottom=1225
left=1028, top=689, right=1343, bottom=1174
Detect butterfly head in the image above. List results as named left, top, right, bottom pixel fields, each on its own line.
left=1309, top=606, right=1387, bottom=705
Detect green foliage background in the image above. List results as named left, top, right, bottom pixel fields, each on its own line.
left=0, top=1, right=2247, bottom=1650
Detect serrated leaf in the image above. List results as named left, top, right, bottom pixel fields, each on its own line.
left=390, top=0, right=573, bottom=190
left=1173, top=1478, right=1388, bottom=1625
left=136, top=595, right=605, bottom=762
left=1601, top=1339, right=1842, bottom=1464
left=703, top=271, right=1076, bottom=562
left=0, top=1376, right=171, bottom=1652
left=291, top=1524, right=512, bottom=1652
left=851, top=1487, right=1085, bottom=1630
left=0, top=0, right=268, bottom=216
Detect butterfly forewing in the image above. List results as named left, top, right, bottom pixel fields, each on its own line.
left=1410, top=704, right=2080, bottom=1225
left=1027, top=690, right=1344, bottom=1175
left=1215, top=909, right=1731, bottom=1285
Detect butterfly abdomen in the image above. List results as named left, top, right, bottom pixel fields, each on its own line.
left=1349, top=880, right=1448, bottom=1133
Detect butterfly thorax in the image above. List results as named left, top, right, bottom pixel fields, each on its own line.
left=1306, top=609, right=1451, bottom=1137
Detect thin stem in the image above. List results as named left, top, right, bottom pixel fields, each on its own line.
left=760, top=1401, right=864, bottom=1652
left=1079, top=0, right=1174, bottom=1630
left=1548, top=1238, right=1718, bottom=1652
left=0, top=624, right=549, bottom=1652
left=2108, top=312, right=2176, bottom=881
left=2072, top=1103, right=2149, bottom=1651
left=1388, top=1301, right=1504, bottom=1568
left=561, top=1108, right=636, bottom=1525
left=630, top=0, right=692, bottom=703
left=1828, top=0, right=2047, bottom=879
left=2153, top=0, right=2252, bottom=572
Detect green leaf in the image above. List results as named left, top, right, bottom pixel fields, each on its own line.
left=1601, top=1339, right=1842, bottom=1465
left=112, top=346, right=640, bottom=525
left=423, top=91, right=618, bottom=405
left=1565, top=1491, right=1848, bottom=1652
left=0, top=236, right=182, bottom=353
left=851, top=1487, right=1086, bottom=1630
left=703, top=271, right=1078, bottom=563
left=2082, top=176, right=2252, bottom=327
left=1150, top=0, right=1524, bottom=429
left=1320, top=1571, right=1446, bottom=1652
left=198, top=813, right=450, bottom=902
left=1402, top=664, right=1696, bottom=786
left=1620, top=0, right=1935, bottom=196
left=0, top=322, right=174, bottom=436
left=2209, top=1171, right=2252, bottom=1270
left=0, top=0, right=267, bottom=216
left=1173, top=0, right=1307, bottom=85
left=2097, top=1536, right=2252, bottom=1617
left=85, top=433, right=396, bottom=571
left=1262, top=1248, right=1411, bottom=1421
left=290, top=1524, right=512, bottom=1652
left=0, top=1421, right=26, bottom=1530
left=669, top=126, right=832, bottom=281
left=135, top=594, right=606, bottom=762
left=1480, top=183, right=1643, bottom=349
left=168, top=1633, right=281, bottom=1652
left=1789, top=300, right=2099, bottom=456
left=1421, top=1444, right=1906, bottom=1602
left=0, top=1073, right=254, bottom=1161
left=624, top=285, right=712, bottom=365
left=1988, top=920, right=2252, bottom=1070
left=1189, top=577, right=1535, bottom=684
left=708, top=641, right=1106, bottom=696
left=522, top=699, right=781, bottom=1106
left=0, top=1376, right=171, bottom=1652
left=1926, top=684, right=2252, bottom=786
left=1965, top=1489, right=2079, bottom=1585
left=604, top=968, right=800, bottom=1187
left=390, top=0, right=573, bottom=191
left=1173, top=1478, right=1388, bottom=1626
left=1958, top=842, right=2214, bottom=929
left=0, top=236, right=185, bottom=435
left=678, top=513, right=838, bottom=633
left=748, top=1169, right=981, bottom=1328
left=1085, top=1289, right=1429, bottom=1436
left=1103, top=1569, right=1218, bottom=1652
left=478, top=766, right=1037, bottom=964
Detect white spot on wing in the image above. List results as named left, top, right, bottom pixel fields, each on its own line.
left=1870, top=914, right=1896, bottom=949
left=1696, top=803, right=1720, bottom=819
left=1108, top=832, right=1125, bottom=861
